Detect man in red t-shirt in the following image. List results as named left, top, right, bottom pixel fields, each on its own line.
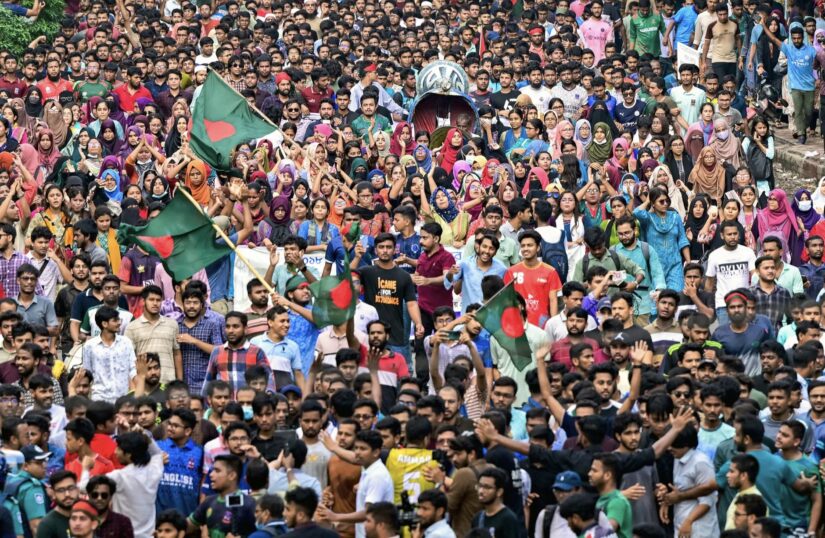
left=64, top=417, right=116, bottom=477
left=37, top=58, right=74, bottom=102
left=505, top=230, right=562, bottom=328
left=112, top=67, right=153, bottom=113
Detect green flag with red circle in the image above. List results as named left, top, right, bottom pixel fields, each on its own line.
left=475, top=281, right=533, bottom=370
left=189, top=71, right=277, bottom=170
left=308, top=255, right=357, bottom=328
left=117, top=191, right=232, bottom=281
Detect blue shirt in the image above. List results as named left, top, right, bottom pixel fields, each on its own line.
left=2, top=3, right=28, bottom=15
left=250, top=334, right=302, bottom=388
left=447, top=259, right=507, bottom=313
left=324, top=235, right=373, bottom=275
left=287, top=308, right=318, bottom=375
left=395, top=232, right=421, bottom=274
left=782, top=42, right=817, bottom=91
left=156, top=438, right=203, bottom=516
left=672, top=5, right=698, bottom=46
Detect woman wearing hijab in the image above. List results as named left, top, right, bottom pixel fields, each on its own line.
left=665, top=135, right=694, bottom=186
left=756, top=189, right=803, bottom=263
left=19, top=87, right=43, bottom=137
left=390, top=122, right=414, bottom=156
left=185, top=159, right=211, bottom=207
left=97, top=120, right=123, bottom=157
left=146, top=172, right=171, bottom=205
left=552, top=120, right=583, bottom=159
left=34, top=129, right=61, bottom=174
left=793, top=189, right=821, bottom=237
left=451, top=160, right=472, bottom=192
left=574, top=120, right=592, bottom=147
left=437, top=128, right=463, bottom=175
left=604, top=138, right=630, bottom=189
left=522, top=167, right=550, bottom=196
left=267, top=195, right=293, bottom=246
left=709, top=118, right=743, bottom=169
left=461, top=174, right=486, bottom=220
left=588, top=100, right=618, bottom=137
left=586, top=122, right=614, bottom=166
left=650, top=164, right=687, bottom=217
left=812, top=176, right=825, bottom=212
left=684, top=196, right=712, bottom=261
left=413, top=144, right=433, bottom=174
left=689, top=147, right=727, bottom=205
left=420, top=186, right=470, bottom=247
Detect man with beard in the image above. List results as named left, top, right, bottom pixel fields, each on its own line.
left=612, top=218, right=664, bottom=325
left=470, top=468, right=520, bottom=538
left=550, top=308, right=606, bottom=371
left=519, top=63, right=552, bottom=114
left=300, top=68, right=334, bottom=116
left=156, top=69, right=192, bottom=119
left=414, top=490, right=453, bottom=538
left=176, top=289, right=223, bottom=392
left=112, top=67, right=153, bottom=114
left=243, top=278, right=270, bottom=340
left=79, top=275, right=131, bottom=339
left=808, top=381, right=825, bottom=461
left=800, top=236, right=825, bottom=300
left=84, top=475, right=133, bottom=538
left=712, top=290, right=772, bottom=377
left=437, top=385, right=474, bottom=434
left=296, top=400, right=331, bottom=490
left=74, top=60, right=110, bottom=103
left=70, top=261, right=127, bottom=347
left=36, top=58, right=73, bottom=103
left=705, top=222, right=757, bottom=326
left=304, top=99, right=337, bottom=139
left=643, top=290, right=682, bottom=367
left=750, top=255, right=792, bottom=331
left=612, top=414, right=658, bottom=528
left=36, top=470, right=80, bottom=538
left=55, top=254, right=90, bottom=355
left=325, top=418, right=361, bottom=538
left=490, top=69, right=520, bottom=126
left=207, top=313, right=273, bottom=396
left=550, top=63, right=588, bottom=120
left=351, top=93, right=391, bottom=143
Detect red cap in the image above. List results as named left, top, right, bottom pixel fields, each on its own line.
left=275, top=72, right=291, bottom=85
left=72, top=501, right=99, bottom=518
left=364, top=63, right=377, bottom=72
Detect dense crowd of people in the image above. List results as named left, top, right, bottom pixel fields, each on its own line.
left=1, top=0, right=825, bottom=536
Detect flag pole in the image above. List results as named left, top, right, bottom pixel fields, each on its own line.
left=175, top=185, right=278, bottom=296
left=202, top=68, right=349, bottom=184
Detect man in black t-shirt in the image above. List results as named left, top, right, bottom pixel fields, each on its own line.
left=490, top=68, right=520, bottom=126
left=472, top=467, right=521, bottom=538
left=477, top=410, right=525, bottom=536
left=358, top=233, right=423, bottom=364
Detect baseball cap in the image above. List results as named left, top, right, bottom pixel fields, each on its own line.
left=22, top=445, right=51, bottom=462
left=71, top=501, right=99, bottom=518
left=698, top=358, right=717, bottom=368
left=552, top=471, right=582, bottom=491
left=279, top=384, right=302, bottom=397
left=285, top=275, right=309, bottom=293
left=611, top=332, right=632, bottom=346
left=597, top=297, right=612, bottom=312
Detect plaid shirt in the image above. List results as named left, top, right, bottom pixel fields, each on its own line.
left=14, top=376, right=64, bottom=408
left=178, top=315, right=225, bottom=392
left=0, top=250, right=28, bottom=298
left=750, top=284, right=792, bottom=330
left=201, top=341, right=273, bottom=397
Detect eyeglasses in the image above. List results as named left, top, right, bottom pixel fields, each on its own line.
left=89, top=491, right=110, bottom=500
left=672, top=391, right=690, bottom=398
left=353, top=414, right=374, bottom=421
left=287, top=107, right=300, bottom=112
left=228, top=436, right=250, bottom=443
left=656, top=198, right=670, bottom=205
left=54, top=485, right=78, bottom=494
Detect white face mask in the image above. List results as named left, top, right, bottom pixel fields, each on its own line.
left=716, top=129, right=730, bottom=141
left=799, top=200, right=813, bottom=211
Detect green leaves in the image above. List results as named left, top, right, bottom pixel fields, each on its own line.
left=0, top=0, right=65, bottom=56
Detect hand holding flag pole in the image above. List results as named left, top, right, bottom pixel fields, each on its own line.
left=175, top=185, right=277, bottom=295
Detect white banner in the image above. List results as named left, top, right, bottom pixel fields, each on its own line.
left=677, top=43, right=701, bottom=71
left=232, top=244, right=467, bottom=313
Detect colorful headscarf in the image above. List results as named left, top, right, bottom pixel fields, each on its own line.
left=390, top=122, right=414, bottom=156
left=451, top=160, right=472, bottom=192
left=430, top=186, right=460, bottom=223
left=413, top=144, right=433, bottom=173
left=793, top=189, right=821, bottom=231
left=185, top=159, right=211, bottom=206
left=757, top=189, right=800, bottom=235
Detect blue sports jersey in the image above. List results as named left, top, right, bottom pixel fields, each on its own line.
left=156, top=438, right=204, bottom=516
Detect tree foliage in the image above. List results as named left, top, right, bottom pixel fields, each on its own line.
left=0, top=0, right=66, bottom=56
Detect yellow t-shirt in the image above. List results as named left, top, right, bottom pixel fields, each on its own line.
left=385, top=447, right=438, bottom=504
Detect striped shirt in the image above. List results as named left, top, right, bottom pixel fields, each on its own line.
left=178, top=315, right=225, bottom=392
left=125, top=315, right=180, bottom=384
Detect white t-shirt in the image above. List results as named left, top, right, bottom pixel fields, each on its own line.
left=355, top=459, right=394, bottom=538
left=705, top=245, right=756, bottom=306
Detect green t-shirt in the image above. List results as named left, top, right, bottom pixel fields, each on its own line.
left=74, top=80, right=111, bottom=102
left=35, top=509, right=70, bottom=538
left=782, top=455, right=820, bottom=529
left=629, top=13, right=666, bottom=57
left=595, top=489, right=632, bottom=538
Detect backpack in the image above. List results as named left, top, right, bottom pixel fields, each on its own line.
left=581, top=250, right=622, bottom=279
left=540, top=232, right=569, bottom=282
left=259, top=522, right=289, bottom=537
left=744, top=136, right=773, bottom=182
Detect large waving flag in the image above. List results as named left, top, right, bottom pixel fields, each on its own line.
left=190, top=71, right=276, bottom=170
left=117, top=192, right=231, bottom=280
left=475, top=281, right=533, bottom=370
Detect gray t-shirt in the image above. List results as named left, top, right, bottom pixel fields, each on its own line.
left=303, top=440, right=332, bottom=490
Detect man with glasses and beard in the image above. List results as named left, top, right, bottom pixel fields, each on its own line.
left=36, top=470, right=80, bottom=538
left=84, top=475, right=133, bottom=538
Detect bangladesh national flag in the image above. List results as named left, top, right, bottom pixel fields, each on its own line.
left=475, top=281, right=533, bottom=370
left=308, top=258, right=357, bottom=328
left=190, top=71, right=276, bottom=170
left=117, top=192, right=232, bottom=281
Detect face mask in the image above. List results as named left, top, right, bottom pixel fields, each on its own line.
left=242, top=405, right=253, bottom=421
left=799, top=200, right=812, bottom=211
left=716, top=129, right=730, bottom=141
